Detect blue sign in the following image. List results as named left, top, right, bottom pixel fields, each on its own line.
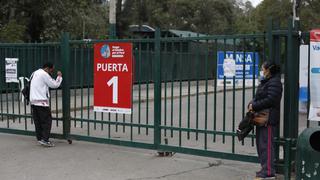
left=217, top=51, right=259, bottom=80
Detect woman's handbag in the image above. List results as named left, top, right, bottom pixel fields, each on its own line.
left=251, top=109, right=269, bottom=126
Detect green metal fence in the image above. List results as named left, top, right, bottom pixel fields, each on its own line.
left=0, top=43, right=64, bottom=139
left=0, top=18, right=308, bottom=180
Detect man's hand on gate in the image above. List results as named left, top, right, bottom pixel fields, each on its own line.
left=57, top=71, right=62, bottom=77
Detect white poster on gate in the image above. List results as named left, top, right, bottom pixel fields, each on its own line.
left=308, top=29, right=320, bottom=121
left=5, top=58, right=19, bottom=83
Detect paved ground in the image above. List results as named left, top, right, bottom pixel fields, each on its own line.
left=0, top=133, right=264, bottom=180
left=0, top=80, right=314, bottom=180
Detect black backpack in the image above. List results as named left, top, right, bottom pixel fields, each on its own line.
left=21, top=74, right=33, bottom=105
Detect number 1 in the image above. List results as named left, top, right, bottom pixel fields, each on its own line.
left=107, top=76, right=118, bottom=104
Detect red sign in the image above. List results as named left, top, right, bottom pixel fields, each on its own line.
left=93, top=42, right=132, bottom=114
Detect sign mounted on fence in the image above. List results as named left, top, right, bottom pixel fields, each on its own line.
left=93, top=42, right=133, bottom=114
left=308, top=29, right=320, bottom=121
left=217, top=51, right=259, bottom=86
left=5, top=58, right=19, bottom=83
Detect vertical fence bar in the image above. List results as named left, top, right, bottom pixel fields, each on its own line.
left=204, top=40, right=209, bottom=150
left=73, top=48, right=77, bottom=127
left=179, top=37, right=182, bottom=147
left=130, top=72, right=133, bottom=141
left=10, top=47, right=15, bottom=124
left=252, top=38, right=257, bottom=147
left=115, top=113, right=118, bottom=132
left=146, top=41, right=150, bottom=135
left=122, top=114, right=125, bottom=133
left=196, top=37, right=200, bottom=141
left=23, top=47, right=28, bottom=129
left=170, top=36, right=174, bottom=138
left=61, top=33, right=71, bottom=139
left=284, top=17, right=300, bottom=139
left=108, top=113, right=111, bottom=138
left=187, top=34, right=191, bottom=140
left=223, top=76, right=226, bottom=144
left=0, top=50, right=3, bottom=122
left=154, top=28, right=161, bottom=148
left=232, top=76, right=236, bottom=153
left=80, top=47, right=84, bottom=128
left=232, top=38, right=236, bottom=149
left=138, top=42, right=142, bottom=134
left=164, top=38, right=168, bottom=137
left=17, top=48, right=21, bottom=124
left=213, top=39, right=218, bottom=142
left=222, top=38, right=227, bottom=144
left=283, top=139, right=292, bottom=180
left=30, top=47, right=34, bottom=125
left=54, top=46, right=59, bottom=127
left=241, top=38, right=247, bottom=146
left=87, top=47, right=90, bottom=136
left=186, top=35, right=191, bottom=141
left=5, top=48, right=9, bottom=128
left=268, top=18, right=274, bottom=62
left=187, top=73, right=191, bottom=140
left=101, top=112, right=104, bottom=131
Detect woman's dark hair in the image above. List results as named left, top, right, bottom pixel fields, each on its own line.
left=43, top=62, right=54, bottom=69
left=262, top=61, right=281, bottom=75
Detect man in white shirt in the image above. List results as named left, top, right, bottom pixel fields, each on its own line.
left=30, top=62, right=62, bottom=147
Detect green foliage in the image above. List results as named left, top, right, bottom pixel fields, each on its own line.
left=41, top=0, right=108, bottom=41
left=300, top=0, right=320, bottom=30
left=0, top=0, right=108, bottom=42
left=0, top=20, right=26, bottom=43
left=1, top=0, right=320, bottom=42
left=117, top=0, right=237, bottom=37
left=251, top=0, right=291, bottom=31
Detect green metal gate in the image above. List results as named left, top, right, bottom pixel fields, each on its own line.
left=1, top=18, right=310, bottom=179
left=0, top=42, right=64, bottom=139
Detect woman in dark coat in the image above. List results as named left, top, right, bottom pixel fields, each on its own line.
left=248, top=61, right=283, bottom=180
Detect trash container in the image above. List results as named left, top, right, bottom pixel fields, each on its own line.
left=296, top=127, right=320, bottom=180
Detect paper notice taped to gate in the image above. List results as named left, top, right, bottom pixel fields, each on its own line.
left=5, top=58, right=19, bottom=83
left=308, top=29, right=320, bottom=121
left=223, top=58, right=236, bottom=77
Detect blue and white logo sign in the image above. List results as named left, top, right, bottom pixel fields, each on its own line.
left=217, top=51, right=259, bottom=86
left=101, top=44, right=111, bottom=58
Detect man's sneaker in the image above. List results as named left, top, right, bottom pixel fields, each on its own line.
left=39, top=140, right=55, bottom=147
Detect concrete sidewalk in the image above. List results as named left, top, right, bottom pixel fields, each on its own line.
left=0, top=133, right=264, bottom=180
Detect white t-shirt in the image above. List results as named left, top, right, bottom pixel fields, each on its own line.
left=30, top=69, right=62, bottom=107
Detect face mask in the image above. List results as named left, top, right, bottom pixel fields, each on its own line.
left=259, top=70, right=265, bottom=80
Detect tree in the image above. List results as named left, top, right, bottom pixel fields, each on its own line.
left=0, top=20, right=25, bottom=43
left=116, top=0, right=237, bottom=37
left=0, top=0, right=108, bottom=42
left=234, top=1, right=258, bottom=34
left=300, top=0, right=320, bottom=30
left=251, top=0, right=292, bottom=32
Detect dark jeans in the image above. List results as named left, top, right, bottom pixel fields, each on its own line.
left=256, top=125, right=276, bottom=177
left=31, top=105, right=52, bottom=141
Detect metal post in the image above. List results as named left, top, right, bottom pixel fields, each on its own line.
left=109, top=0, right=117, bottom=39
left=273, top=20, right=281, bottom=168
left=284, top=17, right=300, bottom=139
left=284, top=139, right=292, bottom=180
left=267, top=18, right=273, bottom=61
left=154, top=28, right=161, bottom=148
left=61, top=33, right=71, bottom=141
